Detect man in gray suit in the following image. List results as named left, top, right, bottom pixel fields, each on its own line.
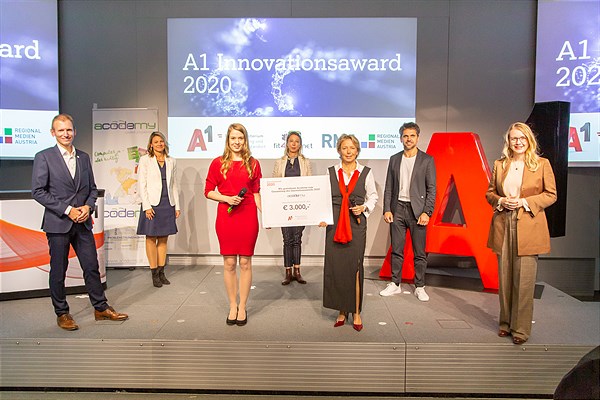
left=32, top=114, right=128, bottom=330
left=379, top=122, right=436, bottom=301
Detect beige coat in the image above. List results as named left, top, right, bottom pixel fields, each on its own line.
left=486, top=157, right=557, bottom=256
left=272, top=155, right=312, bottom=178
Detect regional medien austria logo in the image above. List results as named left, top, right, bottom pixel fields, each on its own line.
left=1, top=127, right=41, bottom=144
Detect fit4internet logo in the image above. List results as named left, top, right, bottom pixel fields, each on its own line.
left=187, top=125, right=214, bottom=151
left=1, top=128, right=13, bottom=144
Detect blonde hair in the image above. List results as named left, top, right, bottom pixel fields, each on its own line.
left=284, top=131, right=303, bottom=158
left=221, top=123, right=255, bottom=179
left=146, top=131, right=169, bottom=157
left=51, top=113, right=75, bottom=130
left=501, top=122, right=540, bottom=171
left=336, top=134, right=361, bottom=157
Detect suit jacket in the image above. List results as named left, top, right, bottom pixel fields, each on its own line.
left=272, top=155, right=312, bottom=177
left=32, top=145, right=97, bottom=234
left=383, top=149, right=436, bottom=219
left=137, top=154, right=180, bottom=211
left=486, top=157, right=557, bottom=256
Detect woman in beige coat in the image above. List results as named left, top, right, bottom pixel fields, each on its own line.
left=486, top=122, right=556, bottom=344
left=272, top=131, right=312, bottom=285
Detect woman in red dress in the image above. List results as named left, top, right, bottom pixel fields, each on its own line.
left=205, top=123, right=262, bottom=326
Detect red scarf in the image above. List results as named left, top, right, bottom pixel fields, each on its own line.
left=333, top=168, right=359, bottom=244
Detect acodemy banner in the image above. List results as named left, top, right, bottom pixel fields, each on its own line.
left=92, top=108, right=158, bottom=267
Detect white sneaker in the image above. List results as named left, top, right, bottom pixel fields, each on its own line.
left=414, top=287, right=430, bottom=302
left=380, top=282, right=402, bottom=297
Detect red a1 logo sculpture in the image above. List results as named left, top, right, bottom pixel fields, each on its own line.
left=379, top=132, right=499, bottom=290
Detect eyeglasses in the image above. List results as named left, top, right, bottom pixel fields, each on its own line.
left=288, top=131, right=301, bottom=136
left=509, top=136, right=528, bottom=144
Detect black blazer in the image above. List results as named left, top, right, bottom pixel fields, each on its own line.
left=383, top=149, right=436, bottom=219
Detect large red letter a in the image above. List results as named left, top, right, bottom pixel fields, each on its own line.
left=380, top=132, right=499, bottom=290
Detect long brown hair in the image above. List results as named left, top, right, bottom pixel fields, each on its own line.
left=220, top=123, right=255, bottom=179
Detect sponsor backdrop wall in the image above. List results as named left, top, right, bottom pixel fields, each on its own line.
left=535, top=0, right=600, bottom=166
left=167, top=18, right=417, bottom=160
left=1, top=1, right=593, bottom=292
left=0, top=0, right=58, bottom=159
left=92, top=108, right=158, bottom=267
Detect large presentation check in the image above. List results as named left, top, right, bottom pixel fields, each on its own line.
left=260, top=175, right=334, bottom=228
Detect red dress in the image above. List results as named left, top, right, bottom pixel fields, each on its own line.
left=205, top=158, right=262, bottom=256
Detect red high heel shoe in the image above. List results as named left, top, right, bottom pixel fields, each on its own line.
left=352, top=313, right=363, bottom=331
left=334, top=313, right=347, bottom=327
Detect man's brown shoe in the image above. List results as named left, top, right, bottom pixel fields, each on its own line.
left=57, top=314, right=79, bottom=331
left=94, top=306, right=128, bottom=321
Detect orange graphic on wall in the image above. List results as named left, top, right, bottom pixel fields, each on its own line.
left=0, top=219, right=104, bottom=273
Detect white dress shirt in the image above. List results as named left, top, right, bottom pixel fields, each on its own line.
left=59, top=146, right=76, bottom=215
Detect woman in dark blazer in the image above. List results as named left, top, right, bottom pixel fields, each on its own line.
left=272, top=131, right=312, bottom=285
left=486, top=122, right=556, bottom=344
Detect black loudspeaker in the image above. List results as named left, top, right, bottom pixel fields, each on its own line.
left=526, top=101, right=570, bottom=238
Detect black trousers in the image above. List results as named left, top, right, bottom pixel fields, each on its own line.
left=46, top=223, right=108, bottom=315
left=281, top=226, right=305, bottom=267
left=390, top=200, right=428, bottom=287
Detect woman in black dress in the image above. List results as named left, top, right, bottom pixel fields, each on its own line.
left=137, top=131, right=181, bottom=287
left=319, top=134, right=378, bottom=331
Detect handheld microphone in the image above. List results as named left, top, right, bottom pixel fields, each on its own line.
left=350, top=199, right=361, bottom=225
left=228, top=187, right=247, bottom=213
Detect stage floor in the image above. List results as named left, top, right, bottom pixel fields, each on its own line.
left=1, top=263, right=598, bottom=396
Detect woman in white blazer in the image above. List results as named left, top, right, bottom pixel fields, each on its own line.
left=136, top=131, right=181, bottom=287
left=272, top=131, right=312, bottom=285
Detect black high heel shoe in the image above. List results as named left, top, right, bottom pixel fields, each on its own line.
left=236, top=309, right=248, bottom=326
left=226, top=308, right=237, bottom=326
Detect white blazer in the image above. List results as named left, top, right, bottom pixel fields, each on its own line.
left=137, top=154, right=180, bottom=212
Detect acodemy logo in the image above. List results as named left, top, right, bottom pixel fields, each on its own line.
left=187, top=125, right=214, bottom=151
left=93, top=120, right=157, bottom=131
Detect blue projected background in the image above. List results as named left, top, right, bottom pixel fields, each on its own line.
left=167, top=18, right=417, bottom=159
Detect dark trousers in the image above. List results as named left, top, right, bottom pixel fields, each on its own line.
left=390, top=200, right=428, bottom=287
left=281, top=226, right=305, bottom=267
left=46, top=223, right=108, bottom=315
